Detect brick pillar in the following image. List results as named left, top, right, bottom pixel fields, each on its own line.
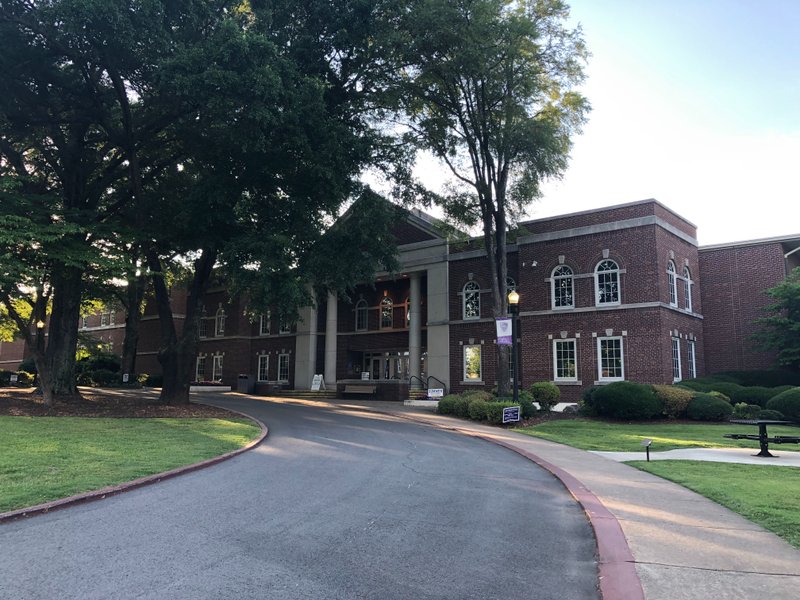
left=409, top=271, right=422, bottom=387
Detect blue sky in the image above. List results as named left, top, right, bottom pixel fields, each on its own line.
left=533, top=0, right=800, bottom=244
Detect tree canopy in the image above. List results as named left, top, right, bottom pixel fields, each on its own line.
left=756, top=267, right=800, bottom=371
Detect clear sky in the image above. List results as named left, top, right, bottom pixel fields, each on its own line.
left=533, top=0, right=800, bottom=245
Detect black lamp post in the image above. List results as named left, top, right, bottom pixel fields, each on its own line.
left=508, top=290, right=520, bottom=405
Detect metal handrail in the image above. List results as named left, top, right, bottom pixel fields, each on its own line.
left=408, top=375, right=427, bottom=390
left=426, top=376, right=448, bottom=396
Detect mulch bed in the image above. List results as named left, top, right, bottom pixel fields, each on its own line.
left=0, top=388, right=236, bottom=419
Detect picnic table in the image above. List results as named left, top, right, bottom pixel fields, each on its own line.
left=724, top=419, right=800, bottom=457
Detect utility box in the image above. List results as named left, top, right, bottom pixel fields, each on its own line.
left=237, top=374, right=254, bottom=394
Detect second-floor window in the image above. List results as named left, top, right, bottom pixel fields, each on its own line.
left=355, top=299, right=368, bottom=331
left=463, top=281, right=480, bottom=319
left=380, top=297, right=393, bottom=329
left=667, top=261, right=677, bottom=306
left=215, top=308, right=226, bottom=337
left=552, top=265, right=574, bottom=309
left=595, top=260, right=620, bottom=306
left=683, top=267, right=693, bottom=312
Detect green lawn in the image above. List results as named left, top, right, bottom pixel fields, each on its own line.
left=516, top=418, right=800, bottom=452
left=630, top=460, right=800, bottom=549
left=0, top=416, right=261, bottom=513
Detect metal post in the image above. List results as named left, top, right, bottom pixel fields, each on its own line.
left=511, top=304, right=519, bottom=405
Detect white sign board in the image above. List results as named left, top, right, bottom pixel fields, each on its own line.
left=122, top=373, right=130, bottom=383
left=361, top=371, right=370, bottom=380
left=427, top=388, right=444, bottom=399
left=9, top=373, right=18, bottom=383
left=311, top=374, right=325, bottom=391
left=502, top=405, right=521, bottom=424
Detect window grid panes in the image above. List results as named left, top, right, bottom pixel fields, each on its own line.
left=595, top=260, right=620, bottom=305
left=257, top=355, right=269, bottom=382
left=195, top=356, right=206, bottom=381
left=355, top=300, right=368, bottom=331
left=552, top=266, right=574, bottom=309
left=554, top=339, right=577, bottom=381
left=215, top=309, right=226, bottom=337
left=687, top=340, right=697, bottom=379
left=278, top=354, right=290, bottom=382
left=598, top=337, right=624, bottom=380
left=672, top=337, right=682, bottom=381
left=259, top=313, right=270, bottom=335
left=199, top=318, right=208, bottom=338
left=683, top=267, right=692, bottom=311
left=667, top=261, right=677, bottom=306
left=463, top=345, right=482, bottom=381
left=463, top=281, right=480, bottom=319
left=380, top=297, right=393, bottom=329
left=212, top=355, right=223, bottom=382
left=279, top=319, right=290, bottom=334
left=506, top=277, right=517, bottom=293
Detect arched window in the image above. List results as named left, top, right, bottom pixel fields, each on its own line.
left=463, top=281, right=480, bottom=320
left=506, top=277, right=517, bottom=293
left=595, top=260, right=620, bottom=306
left=215, top=308, right=226, bottom=337
left=355, top=299, right=368, bottom=331
left=551, top=265, right=574, bottom=309
left=380, top=297, right=393, bottom=329
left=683, top=267, right=693, bottom=311
left=667, top=261, right=677, bottom=306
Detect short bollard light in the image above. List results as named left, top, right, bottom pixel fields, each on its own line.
left=641, top=438, right=652, bottom=462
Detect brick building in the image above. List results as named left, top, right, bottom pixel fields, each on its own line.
left=2, top=199, right=798, bottom=401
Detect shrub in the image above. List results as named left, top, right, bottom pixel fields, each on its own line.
left=437, top=395, right=459, bottom=415
left=485, top=401, right=521, bottom=425
left=467, top=398, right=488, bottom=421
left=686, top=393, right=734, bottom=421
left=579, top=386, right=600, bottom=416
left=757, top=409, right=785, bottom=420
left=452, top=395, right=472, bottom=418
left=89, top=369, right=118, bottom=387
left=654, top=385, right=694, bottom=418
left=517, top=389, right=536, bottom=418
left=708, top=391, right=731, bottom=404
left=461, top=390, right=493, bottom=403
left=144, top=373, right=163, bottom=388
left=15, top=371, right=35, bottom=386
left=18, top=357, right=37, bottom=374
left=705, top=382, right=744, bottom=398
left=729, top=386, right=783, bottom=408
left=0, top=370, right=12, bottom=385
left=765, top=388, right=800, bottom=422
left=732, top=403, right=761, bottom=419
left=592, top=382, right=663, bottom=420
left=76, top=352, right=120, bottom=374
left=529, top=381, right=560, bottom=412
left=715, top=370, right=800, bottom=387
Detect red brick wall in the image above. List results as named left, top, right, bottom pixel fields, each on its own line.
left=699, top=242, right=785, bottom=373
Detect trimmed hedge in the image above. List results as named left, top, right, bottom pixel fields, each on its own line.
left=437, top=395, right=460, bottom=415
left=686, top=393, right=734, bottom=421
left=715, top=370, right=800, bottom=387
left=592, top=382, right=663, bottom=420
left=467, top=398, right=488, bottom=421
left=729, top=386, right=783, bottom=408
left=732, top=403, right=761, bottom=419
left=765, top=388, right=800, bottom=422
left=461, top=390, right=493, bottom=403
left=655, top=385, right=694, bottom=418
left=758, top=409, right=785, bottom=420
left=529, top=381, right=560, bottom=412
left=485, top=401, right=521, bottom=425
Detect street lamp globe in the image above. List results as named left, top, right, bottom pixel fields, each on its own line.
left=35, top=320, right=45, bottom=329
left=508, top=290, right=519, bottom=306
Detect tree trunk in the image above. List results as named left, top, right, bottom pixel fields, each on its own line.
left=43, top=266, right=83, bottom=403
left=120, top=274, right=147, bottom=378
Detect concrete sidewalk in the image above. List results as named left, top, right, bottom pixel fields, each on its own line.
left=593, top=447, right=800, bottom=467
left=327, top=400, right=800, bottom=600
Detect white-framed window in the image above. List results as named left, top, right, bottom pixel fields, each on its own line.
left=551, top=265, right=574, bottom=309
left=199, top=318, right=209, bottom=338
left=667, top=261, right=677, bottom=306
left=215, top=308, right=226, bottom=337
left=462, top=281, right=480, bottom=319
left=671, top=337, right=682, bottom=382
left=109, top=312, right=115, bottom=326
left=355, top=299, right=368, bottom=331
left=212, top=355, right=223, bottom=382
left=597, top=336, right=624, bottom=381
left=259, top=312, right=270, bottom=336
left=81, top=316, right=88, bottom=329
left=463, top=344, right=482, bottom=381
left=257, top=355, right=269, bottom=382
left=553, top=339, right=578, bottom=381
left=279, top=318, right=291, bottom=334
left=683, top=267, right=693, bottom=312
left=380, top=297, right=393, bottom=329
left=277, top=353, right=290, bottom=382
left=595, top=260, right=620, bottom=306
left=195, top=356, right=206, bottom=381
left=687, top=339, right=697, bottom=379
left=100, top=312, right=109, bottom=327
left=506, top=277, right=517, bottom=293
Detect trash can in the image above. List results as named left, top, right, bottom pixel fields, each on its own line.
left=237, top=374, right=254, bottom=394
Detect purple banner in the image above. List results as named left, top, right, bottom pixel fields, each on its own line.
left=496, top=317, right=512, bottom=345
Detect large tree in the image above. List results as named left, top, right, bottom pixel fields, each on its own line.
left=395, top=0, right=589, bottom=393
left=755, top=267, right=800, bottom=371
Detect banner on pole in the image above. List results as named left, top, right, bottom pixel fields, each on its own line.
left=495, top=317, right=512, bottom=345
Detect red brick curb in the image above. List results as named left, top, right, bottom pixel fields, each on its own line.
left=0, top=409, right=268, bottom=525
left=378, top=410, right=645, bottom=600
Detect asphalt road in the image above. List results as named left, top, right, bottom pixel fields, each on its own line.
left=0, top=395, right=598, bottom=599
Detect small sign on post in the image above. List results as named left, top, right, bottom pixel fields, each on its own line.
left=361, top=371, right=370, bottom=381
left=427, top=388, right=444, bottom=399
left=502, top=405, right=521, bottom=424
left=495, top=317, right=513, bottom=345
left=122, top=373, right=130, bottom=383
left=9, top=373, right=18, bottom=383
left=311, top=374, right=325, bottom=391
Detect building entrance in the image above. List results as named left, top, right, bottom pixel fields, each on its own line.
left=362, top=351, right=425, bottom=381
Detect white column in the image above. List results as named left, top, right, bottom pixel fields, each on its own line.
left=324, top=291, right=338, bottom=385
left=409, top=271, right=422, bottom=387
left=293, top=290, right=318, bottom=390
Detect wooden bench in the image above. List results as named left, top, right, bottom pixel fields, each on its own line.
left=343, top=384, right=377, bottom=396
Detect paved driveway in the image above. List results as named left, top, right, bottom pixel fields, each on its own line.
left=0, top=395, right=597, bottom=599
